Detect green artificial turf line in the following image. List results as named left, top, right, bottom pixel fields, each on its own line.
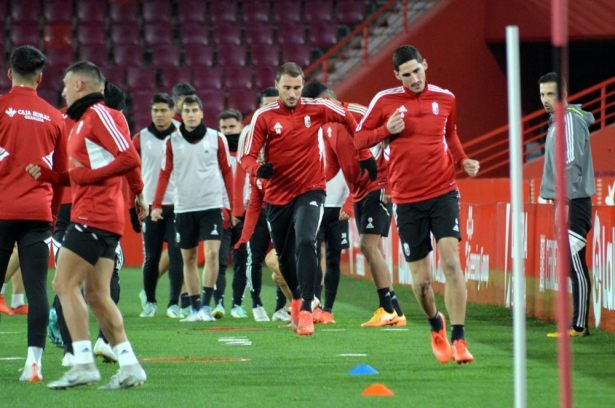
left=0, top=267, right=613, bottom=407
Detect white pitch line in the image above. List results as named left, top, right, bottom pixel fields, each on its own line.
left=0, top=332, right=21, bottom=335
left=319, top=329, right=345, bottom=332
left=381, top=328, right=408, bottom=331
left=0, top=357, right=25, bottom=360
left=336, top=354, right=367, bottom=357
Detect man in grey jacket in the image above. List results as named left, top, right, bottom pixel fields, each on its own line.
left=538, top=72, right=595, bottom=337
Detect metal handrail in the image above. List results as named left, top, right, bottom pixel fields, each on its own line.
left=458, top=76, right=615, bottom=178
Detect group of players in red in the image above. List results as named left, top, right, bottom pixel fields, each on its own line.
left=0, top=43, right=478, bottom=390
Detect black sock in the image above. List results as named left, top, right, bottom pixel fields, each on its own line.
left=251, top=289, right=263, bottom=308
left=201, top=286, right=214, bottom=308
left=180, top=293, right=190, bottom=309
left=451, top=325, right=465, bottom=341
left=189, top=294, right=201, bottom=311
left=390, top=290, right=403, bottom=316
left=377, top=288, right=394, bottom=313
left=428, top=311, right=443, bottom=332
left=315, top=284, right=323, bottom=301
left=300, top=298, right=312, bottom=312
left=275, top=287, right=286, bottom=311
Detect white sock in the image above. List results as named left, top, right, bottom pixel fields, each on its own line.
left=1, top=283, right=6, bottom=295
left=12, top=294, right=24, bottom=308
left=73, top=340, right=95, bottom=365
left=26, top=346, right=43, bottom=367
left=113, top=341, right=139, bottom=367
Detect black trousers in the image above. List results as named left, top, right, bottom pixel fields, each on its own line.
left=566, top=197, right=593, bottom=330
left=266, top=190, right=325, bottom=305
left=215, top=220, right=248, bottom=306
left=0, top=220, right=52, bottom=348
left=142, top=206, right=183, bottom=307
left=246, top=210, right=271, bottom=306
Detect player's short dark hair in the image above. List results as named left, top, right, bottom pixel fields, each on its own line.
left=217, top=109, right=242, bottom=123
left=181, top=94, right=202, bottom=111
left=65, top=61, right=105, bottom=88
left=172, top=82, right=196, bottom=102
left=275, top=62, right=304, bottom=82
left=301, top=80, right=336, bottom=99
left=393, top=45, right=423, bottom=71
left=538, top=72, right=567, bottom=93
left=9, top=46, right=47, bottom=81
left=259, top=87, right=279, bottom=104
left=104, top=81, right=126, bottom=111
left=151, top=93, right=174, bottom=109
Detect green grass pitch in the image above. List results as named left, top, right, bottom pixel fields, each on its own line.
left=1, top=267, right=614, bottom=407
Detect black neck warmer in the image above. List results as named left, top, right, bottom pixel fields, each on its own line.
left=180, top=122, right=207, bottom=144
left=147, top=123, right=176, bottom=140
left=66, top=93, right=105, bottom=121
left=225, top=133, right=241, bottom=152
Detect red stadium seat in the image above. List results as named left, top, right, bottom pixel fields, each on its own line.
left=253, top=65, right=278, bottom=90
left=209, top=1, right=238, bottom=24
left=200, top=89, right=226, bottom=116
left=77, top=0, right=106, bottom=24
left=11, top=2, right=40, bottom=24
left=245, top=23, right=274, bottom=46
left=227, top=87, right=258, bottom=115
left=161, top=68, right=193, bottom=90
left=132, top=110, right=153, bottom=132
left=38, top=90, right=61, bottom=108
left=113, top=45, right=144, bottom=68
left=193, top=67, right=223, bottom=89
left=281, top=44, right=312, bottom=68
left=250, top=44, right=280, bottom=67
left=305, top=1, right=333, bottom=23
left=102, top=69, right=127, bottom=90
left=177, top=0, right=206, bottom=25
left=77, top=24, right=107, bottom=46
left=336, top=0, right=365, bottom=24
left=144, top=24, right=174, bottom=48
left=150, top=46, right=181, bottom=69
left=180, top=24, right=210, bottom=46
left=79, top=45, right=110, bottom=69
left=217, top=45, right=247, bottom=67
left=38, top=67, right=63, bottom=91
left=183, top=45, right=214, bottom=67
left=44, top=0, right=74, bottom=24
left=109, top=2, right=139, bottom=24
left=10, top=25, right=41, bottom=49
left=126, top=68, right=157, bottom=91
left=277, top=23, right=306, bottom=45
left=241, top=1, right=270, bottom=24
left=309, top=23, right=338, bottom=48
left=273, top=1, right=302, bottom=24
left=110, top=24, right=140, bottom=46
left=223, top=67, right=253, bottom=89
left=213, top=25, right=242, bottom=46
left=142, top=0, right=172, bottom=24
left=0, top=2, right=6, bottom=22
left=43, top=25, right=73, bottom=49
left=44, top=47, right=75, bottom=69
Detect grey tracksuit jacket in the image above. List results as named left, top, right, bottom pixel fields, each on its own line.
left=539, top=104, right=595, bottom=200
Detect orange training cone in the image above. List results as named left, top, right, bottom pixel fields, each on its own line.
left=361, top=384, right=394, bottom=396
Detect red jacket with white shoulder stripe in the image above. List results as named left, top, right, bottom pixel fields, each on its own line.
left=239, top=97, right=357, bottom=206
left=68, top=102, right=143, bottom=236
left=355, top=83, right=468, bottom=204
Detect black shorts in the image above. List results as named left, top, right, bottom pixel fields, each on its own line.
left=175, top=209, right=223, bottom=249
left=52, top=203, right=72, bottom=258
left=395, top=189, right=462, bottom=262
left=316, top=207, right=350, bottom=251
left=61, top=223, right=120, bottom=267
left=0, top=220, right=52, bottom=253
left=354, top=189, right=392, bottom=237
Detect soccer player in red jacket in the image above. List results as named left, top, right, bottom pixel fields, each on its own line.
left=0, top=46, right=67, bottom=382
left=355, top=45, right=480, bottom=364
left=29, top=61, right=148, bottom=388
left=303, top=80, right=406, bottom=327
left=239, top=63, right=357, bottom=336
